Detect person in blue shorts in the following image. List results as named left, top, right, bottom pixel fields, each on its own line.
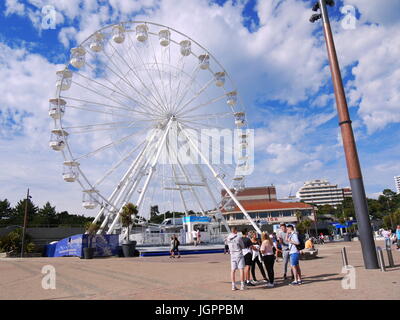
left=286, top=225, right=302, bottom=285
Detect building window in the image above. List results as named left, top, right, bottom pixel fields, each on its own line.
left=249, top=212, right=258, bottom=219
left=236, top=213, right=244, bottom=220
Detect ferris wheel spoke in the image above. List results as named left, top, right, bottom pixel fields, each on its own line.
left=66, top=123, right=147, bottom=134
left=73, top=126, right=151, bottom=161
left=93, top=140, right=146, bottom=188
left=170, top=61, right=186, bottom=114
left=180, top=111, right=233, bottom=121
left=178, top=93, right=227, bottom=116
left=170, top=65, right=200, bottom=114
left=62, top=120, right=136, bottom=130
left=86, top=49, right=164, bottom=117
left=122, top=37, right=169, bottom=115
left=128, top=32, right=169, bottom=113
left=61, top=87, right=159, bottom=119
left=106, top=41, right=167, bottom=115
left=65, top=104, right=136, bottom=118
left=174, top=77, right=215, bottom=115
left=167, top=45, right=173, bottom=112
left=60, top=95, right=162, bottom=121
left=83, top=59, right=162, bottom=118
left=178, top=119, right=228, bottom=130
left=148, top=35, right=171, bottom=112
left=73, top=69, right=160, bottom=117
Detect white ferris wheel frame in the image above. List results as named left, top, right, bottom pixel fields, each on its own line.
left=51, top=20, right=262, bottom=237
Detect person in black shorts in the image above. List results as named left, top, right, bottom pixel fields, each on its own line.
left=241, top=229, right=254, bottom=287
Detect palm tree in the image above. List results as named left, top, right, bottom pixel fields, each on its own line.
left=302, top=219, right=312, bottom=236
left=295, top=210, right=303, bottom=222
left=120, top=203, right=138, bottom=243
left=85, top=222, right=100, bottom=248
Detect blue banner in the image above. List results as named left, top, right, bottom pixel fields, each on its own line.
left=45, top=234, right=119, bottom=257
left=330, top=221, right=356, bottom=229
left=182, top=216, right=211, bottom=223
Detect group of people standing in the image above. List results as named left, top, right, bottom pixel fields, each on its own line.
left=226, top=223, right=303, bottom=291
left=381, top=225, right=400, bottom=251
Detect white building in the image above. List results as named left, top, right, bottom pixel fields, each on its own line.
left=296, top=179, right=345, bottom=207
left=395, top=176, right=400, bottom=194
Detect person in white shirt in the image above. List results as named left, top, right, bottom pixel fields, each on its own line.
left=226, top=227, right=246, bottom=291
left=286, top=225, right=302, bottom=285
left=381, top=228, right=392, bottom=248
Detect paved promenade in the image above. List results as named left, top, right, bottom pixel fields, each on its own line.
left=0, top=240, right=399, bottom=300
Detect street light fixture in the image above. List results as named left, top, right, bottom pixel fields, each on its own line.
left=309, top=0, right=379, bottom=269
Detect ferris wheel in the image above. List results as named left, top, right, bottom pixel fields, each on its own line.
left=49, top=21, right=261, bottom=237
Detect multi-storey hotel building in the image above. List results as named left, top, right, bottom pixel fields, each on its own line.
left=296, top=179, right=345, bottom=207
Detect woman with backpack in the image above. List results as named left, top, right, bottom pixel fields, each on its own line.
left=260, top=232, right=277, bottom=288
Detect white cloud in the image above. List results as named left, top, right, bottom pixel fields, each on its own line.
left=4, top=0, right=25, bottom=16
left=58, top=26, right=78, bottom=48
left=331, top=4, right=400, bottom=133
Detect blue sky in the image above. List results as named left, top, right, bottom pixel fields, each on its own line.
left=0, top=0, right=400, bottom=215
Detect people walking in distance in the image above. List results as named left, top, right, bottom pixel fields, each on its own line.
left=260, top=232, right=276, bottom=288
left=224, top=237, right=230, bottom=254
left=396, top=225, right=400, bottom=251
left=319, top=232, right=325, bottom=244
left=169, top=235, right=180, bottom=258
left=192, top=228, right=198, bottom=246
left=286, top=225, right=302, bottom=285
left=197, top=228, right=201, bottom=245
left=278, top=223, right=293, bottom=281
left=173, top=234, right=180, bottom=258
left=250, top=231, right=268, bottom=284
left=241, top=229, right=255, bottom=287
left=226, top=227, right=246, bottom=291
left=381, top=228, right=392, bottom=249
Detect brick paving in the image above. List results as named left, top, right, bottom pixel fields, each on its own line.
left=0, top=240, right=399, bottom=300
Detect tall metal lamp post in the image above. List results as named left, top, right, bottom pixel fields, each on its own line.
left=20, top=188, right=31, bottom=258
left=309, top=0, right=379, bottom=269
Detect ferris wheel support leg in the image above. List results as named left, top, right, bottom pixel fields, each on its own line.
left=136, top=119, right=174, bottom=210
left=107, top=133, right=161, bottom=234
left=116, top=119, right=173, bottom=240
left=95, top=129, right=159, bottom=233
left=180, top=125, right=261, bottom=235
left=175, top=159, right=206, bottom=215
left=171, top=163, right=190, bottom=217
left=194, top=163, right=231, bottom=233
left=106, top=159, right=151, bottom=236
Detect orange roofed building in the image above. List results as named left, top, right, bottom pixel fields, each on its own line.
left=221, top=186, right=315, bottom=228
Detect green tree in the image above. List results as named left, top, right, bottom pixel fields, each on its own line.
left=120, top=203, right=138, bottom=242
left=317, top=205, right=336, bottom=218
left=0, top=199, right=13, bottom=225
left=10, top=198, right=39, bottom=226
left=0, top=228, right=35, bottom=254
left=33, top=202, right=57, bottom=227
left=84, top=222, right=100, bottom=248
